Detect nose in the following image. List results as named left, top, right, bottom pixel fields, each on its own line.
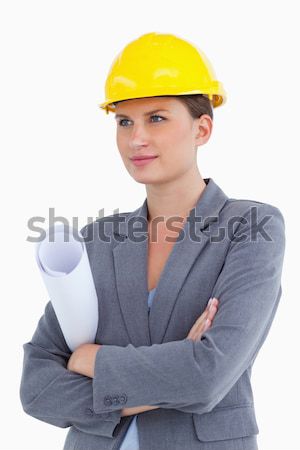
left=129, top=123, right=150, bottom=150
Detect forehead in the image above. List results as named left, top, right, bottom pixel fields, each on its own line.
left=114, top=96, right=182, bottom=118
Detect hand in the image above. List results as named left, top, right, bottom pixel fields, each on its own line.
left=186, top=297, right=219, bottom=342
left=67, top=343, right=101, bottom=378
left=67, top=347, right=159, bottom=416
left=121, top=405, right=159, bottom=417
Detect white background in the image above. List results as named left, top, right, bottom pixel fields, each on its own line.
left=0, top=1, right=299, bottom=449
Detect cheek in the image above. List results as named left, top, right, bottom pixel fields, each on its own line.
left=175, top=122, right=193, bottom=144
left=159, top=124, right=193, bottom=160
left=116, top=134, right=127, bottom=157
left=116, top=132, right=122, bottom=149
left=163, top=122, right=191, bottom=147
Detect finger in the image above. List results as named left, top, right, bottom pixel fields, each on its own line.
left=193, top=318, right=211, bottom=342
left=190, top=311, right=209, bottom=333
left=188, top=312, right=209, bottom=337
left=188, top=299, right=219, bottom=339
left=207, top=304, right=217, bottom=321
left=193, top=305, right=217, bottom=337
left=195, top=301, right=218, bottom=329
left=204, top=318, right=211, bottom=329
left=208, top=297, right=219, bottom=309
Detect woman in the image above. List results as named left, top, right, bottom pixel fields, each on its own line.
left=20, top=32, right=286, bottom=450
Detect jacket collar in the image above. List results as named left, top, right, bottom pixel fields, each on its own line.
left=112, top=178, right=228, bottom=346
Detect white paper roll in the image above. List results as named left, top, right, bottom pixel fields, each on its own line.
left=35, top=224, right=99, bottom=352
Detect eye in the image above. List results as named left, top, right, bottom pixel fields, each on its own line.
left=118, top=119, right=131, bottom=127
left=117, top=115, right=166, bottom=127
left=150, top=115, right=165, bottom=123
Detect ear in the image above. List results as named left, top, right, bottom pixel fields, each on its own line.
left=194, top=115, right=213, bottom=147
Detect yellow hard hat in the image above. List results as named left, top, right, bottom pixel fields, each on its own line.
left=99, top=32, right=227, bottom=115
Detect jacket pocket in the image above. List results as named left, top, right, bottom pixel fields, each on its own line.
left=192, top=404, right=259, bottom=442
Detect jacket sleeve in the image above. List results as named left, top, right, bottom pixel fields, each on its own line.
left=19, top=299, right=123, bottom=438
left=91, top=204, right=285, bottom=416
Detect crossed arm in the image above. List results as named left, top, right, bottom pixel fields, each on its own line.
left=66, top=294, right=219, bottom=417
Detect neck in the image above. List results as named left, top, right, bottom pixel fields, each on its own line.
left=145, top=166, right=207, bottom=224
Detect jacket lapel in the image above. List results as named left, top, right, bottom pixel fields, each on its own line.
left=112, top=178, right=229, bottom=347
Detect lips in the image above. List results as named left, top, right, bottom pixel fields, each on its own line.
left=131, top=155, right=158, bottom=167
left=130, top=155, right=158, bottom=160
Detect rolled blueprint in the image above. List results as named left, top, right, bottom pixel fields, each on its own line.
left=35, top=224, right=98, bottom=352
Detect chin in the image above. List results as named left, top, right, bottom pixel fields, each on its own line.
left=132, top=176, right=154, bottom=185
left=131, top=173, right=160, bottom=185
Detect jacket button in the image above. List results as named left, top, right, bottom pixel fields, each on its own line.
left=119, top=394, right=127, bottom=404
left=85, top=407, right=94, bottom=416
left=112, top=396, right=120, bottom=405
left=104, top=395, right=112, bottom=406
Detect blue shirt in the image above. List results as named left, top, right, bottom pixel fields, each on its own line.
left=119, top=287, right=157, bottom=450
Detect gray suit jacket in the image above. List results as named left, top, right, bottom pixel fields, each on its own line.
left=20, top=178, right=286, bottom=450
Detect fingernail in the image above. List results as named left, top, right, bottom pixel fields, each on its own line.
left=205, top=318, right=210, bottom=327
left=208, top=298, right=213, bottom=306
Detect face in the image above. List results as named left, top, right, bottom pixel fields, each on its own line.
left=114, top=96, right=212, bottom=185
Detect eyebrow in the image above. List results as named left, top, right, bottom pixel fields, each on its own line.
left=114, top=109, right=170, bottom=120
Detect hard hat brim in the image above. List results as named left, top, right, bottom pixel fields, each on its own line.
left=99, top=88, right=226, bottom=115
